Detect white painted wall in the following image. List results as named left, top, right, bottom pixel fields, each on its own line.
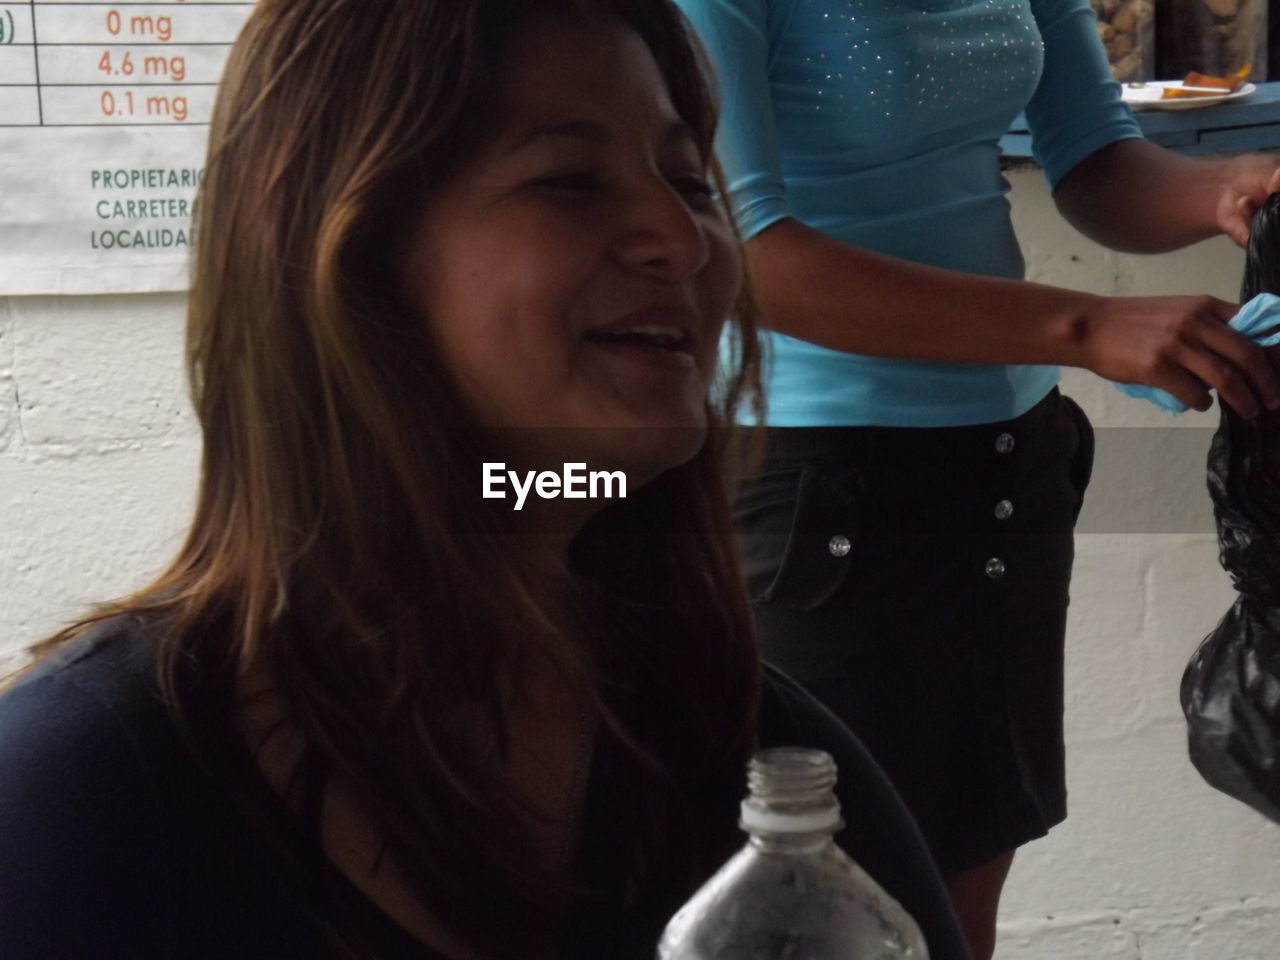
left=998, top=164, right=1280, bottom=958
left=1, top=164, right=1277, bottom=956
left=0, top=294, right=199, bottom=675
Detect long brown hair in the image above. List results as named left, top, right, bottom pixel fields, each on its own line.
left=28, top=0, right=763, bottom=955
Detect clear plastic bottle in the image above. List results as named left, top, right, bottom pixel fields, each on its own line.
left=656, top=747, right=929, bottom=960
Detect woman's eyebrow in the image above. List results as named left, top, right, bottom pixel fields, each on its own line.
left=504, top=121, right=609, bottom=154
left=502, top=119, right=696, bottom=155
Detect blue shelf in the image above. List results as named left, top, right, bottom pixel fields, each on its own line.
left=1002, top=81, right=1280, bottom=159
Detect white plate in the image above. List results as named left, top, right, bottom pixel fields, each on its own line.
left=1122, top=80, right=1257, bottom=111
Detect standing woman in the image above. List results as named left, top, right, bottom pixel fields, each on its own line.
left=0, top=1, right=969, bottom=958
left=676, top=0, right=1280, bottom=955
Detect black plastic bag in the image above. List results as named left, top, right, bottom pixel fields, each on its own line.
left=1181, top=521, right=1280, bottom=821
left=1180, top=193, right=1280, bottom=823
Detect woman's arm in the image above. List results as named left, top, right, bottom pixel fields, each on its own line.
left=1020, top=0, right=1280, bottom=253
left=1053, top=138, right=1280, bottom=251
left=682, top=0, right=1280, bottom=416
left=747, top=217, right=1280, bottom=417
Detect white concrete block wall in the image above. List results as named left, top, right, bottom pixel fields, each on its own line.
left=0, top=293, right=198, bottom=675
left=2, top=165, right=1279, bottom=955
left=999, top=165, right=1280, bottom=957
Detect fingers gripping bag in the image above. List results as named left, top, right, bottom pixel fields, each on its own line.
left=1180, top=193, right=1280, bottom=823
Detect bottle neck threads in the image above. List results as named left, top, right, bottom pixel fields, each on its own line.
left=739, top=747, right=843, bottom=837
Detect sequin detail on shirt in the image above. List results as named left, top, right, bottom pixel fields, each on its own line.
left=787, top=0, right=1042, bottom=143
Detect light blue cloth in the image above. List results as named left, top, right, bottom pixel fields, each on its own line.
left=676, top=0, right=1143, bottom=426
left=1114, top=294, right=1280, bottom=413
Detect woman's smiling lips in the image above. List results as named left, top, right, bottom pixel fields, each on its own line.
left=581, top=303, right=702, bottom=364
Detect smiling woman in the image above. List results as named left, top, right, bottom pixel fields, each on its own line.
left=0, top=1, right=966, bottom=959
left=403, top=18, right=740, bottom=493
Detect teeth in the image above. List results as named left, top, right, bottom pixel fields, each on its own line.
left=623, top=324, right=681, bottom=340
left=592, top=324, right=685, bottom=347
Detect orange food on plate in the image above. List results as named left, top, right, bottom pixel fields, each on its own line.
left=1181, top=72, right=1242, bottom=91
left=1164, top=62, right=1253, bottom=98
left=1161, top=86, right=1226, bottom=99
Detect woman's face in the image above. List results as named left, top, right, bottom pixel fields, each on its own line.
left=404, top=18, right=742, bottom=486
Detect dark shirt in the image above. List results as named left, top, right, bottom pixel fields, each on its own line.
left=0, top=617, right=967, bottom=959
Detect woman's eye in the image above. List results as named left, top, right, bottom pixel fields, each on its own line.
left=670, top=173, right=715, bottom=202
left=532, top=171, right=600, bottom=195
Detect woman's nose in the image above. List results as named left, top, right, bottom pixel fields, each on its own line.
left=612, top=181, right=710, bottom=282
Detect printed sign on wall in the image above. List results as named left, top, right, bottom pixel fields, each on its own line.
left=0, top=1, right=255, bottom=294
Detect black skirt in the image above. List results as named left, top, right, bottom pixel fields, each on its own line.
left=733, top=388, right=1095, bottom=874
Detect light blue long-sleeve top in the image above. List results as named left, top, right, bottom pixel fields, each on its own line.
left=676, top=0, right=1143, bottom=426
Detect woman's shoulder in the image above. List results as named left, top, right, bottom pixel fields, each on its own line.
left=757, top=664, right=971, bottom=960
left=758, top=662, right=875, bottom=763
left=758, top=664, right=905, bottom=810
left=758, top=663, right=919, bottom=833
left=0, top=614, right=335, bottom=958
left=0, top=614, right=169, bottom=772
left=0, top=615, right=184, bottom=953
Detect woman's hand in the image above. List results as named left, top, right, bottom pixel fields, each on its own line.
left=1216, top=156, right=1280, bottom=247
left=1076, top=293, right=1280, bottom=417
left=1055, top=141, right=1280, bottom=253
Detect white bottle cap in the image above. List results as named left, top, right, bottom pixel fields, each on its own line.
left=740, top=799, right=842, bottom=835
